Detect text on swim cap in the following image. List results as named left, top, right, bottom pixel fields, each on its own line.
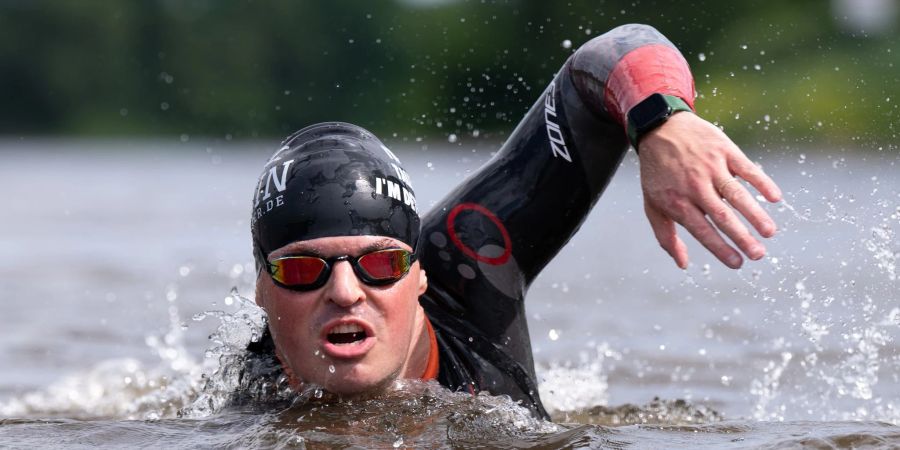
left=252, top=159, right=294, bottom=222
left=374, top=177, right=418, bottom=213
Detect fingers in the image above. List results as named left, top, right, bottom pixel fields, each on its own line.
left=645, top=200, right=689, bottom=269
left=702, top=183, right=767, bottom=260
left=729, top=154, right=783, bottom=203
left=650, top=173, right=775, bottom=269
left=716, top=176, right=777, bottom=238
left=673, top=201, right=745, bottom=269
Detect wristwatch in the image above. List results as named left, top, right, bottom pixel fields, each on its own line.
left=626, top=93, right=693, bottom=149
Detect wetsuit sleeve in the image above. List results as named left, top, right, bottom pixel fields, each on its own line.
left=569, top=24, right=696, bottom=134
left=418, top=24, right=695, bottom=417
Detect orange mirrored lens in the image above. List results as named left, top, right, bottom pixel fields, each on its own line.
left=358, top=249, right=410, bottom=280
left=272, top=257, right=326, bottom=285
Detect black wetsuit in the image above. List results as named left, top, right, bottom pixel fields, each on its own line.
left=248, top=24, right=691, bottom=420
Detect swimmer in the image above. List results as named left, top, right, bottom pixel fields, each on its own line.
left=246, top=24, right=782, bottom=418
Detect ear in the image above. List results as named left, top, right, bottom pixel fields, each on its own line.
left=417, top=268, right=428, bottom=296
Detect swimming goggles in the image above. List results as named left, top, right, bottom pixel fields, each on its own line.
left=266, top=248, right=417, bottom=291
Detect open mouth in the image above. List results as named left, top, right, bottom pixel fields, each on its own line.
left=326, top=323, right=368, bottom=345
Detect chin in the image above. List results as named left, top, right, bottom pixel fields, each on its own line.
left=318, top=366, right=398, bottom=396
left=294, top=358, right=400, bottom=396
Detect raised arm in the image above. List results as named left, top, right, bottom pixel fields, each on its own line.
left=417, top=24, right=782, bottom=416
left=573, top=23, right=782, bottom=269
left=418, top=24, right=708, bottom=414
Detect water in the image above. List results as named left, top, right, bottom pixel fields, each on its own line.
left=1, top=139, right=898, bottom=448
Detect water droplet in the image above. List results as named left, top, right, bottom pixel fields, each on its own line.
left=448, top=133, right=458, bottom=143
left=698, top=52, right=707, bottom=62
left=549, top=329, right=560, bottom=340
left=328, top=365, right=335, bottom=373
left=561, top=39, right=572, bottom=49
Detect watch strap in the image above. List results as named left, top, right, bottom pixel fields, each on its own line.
left=626, top=94, right=693, bottom=149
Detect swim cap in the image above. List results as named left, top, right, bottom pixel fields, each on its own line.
left=251, top=122, right=420, bottom=270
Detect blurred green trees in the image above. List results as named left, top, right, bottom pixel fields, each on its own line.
left=1, top=0, right=896, bottom=146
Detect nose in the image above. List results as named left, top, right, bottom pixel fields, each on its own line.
left=323, top=260, right=365, bottom=307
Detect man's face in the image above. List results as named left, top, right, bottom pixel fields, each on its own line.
left=255, top=235, right=428, bottom=394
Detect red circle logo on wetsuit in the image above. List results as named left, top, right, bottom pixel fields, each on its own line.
left=446, top=203, right=512, bottom=266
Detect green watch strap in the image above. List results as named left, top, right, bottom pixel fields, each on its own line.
left=626, top=94, right=693, bottom=150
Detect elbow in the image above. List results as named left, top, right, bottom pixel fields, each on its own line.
left=602, top=23, right=668, bottom=42
left=567, top=24, right=672, bottom=118
left=568, top=24, right=690, bottom=123
left=571, top=24, right=675, bottom=77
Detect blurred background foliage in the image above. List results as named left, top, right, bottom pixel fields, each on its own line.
left=1, top=0, right=897, bottom=147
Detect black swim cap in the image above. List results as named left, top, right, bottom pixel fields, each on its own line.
left=251, top=122, right=420, bottom=270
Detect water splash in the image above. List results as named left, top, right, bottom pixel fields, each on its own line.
left=0, top=287, right=268, bottom=421
left=537, top=343, right=618, bottom=413
left=750, top=351, right=793, bottom=421
left=865, top=224, right=897, bottom=280
left=0, top=305, right=204, bottom=420
left=737, top=175, right=900, bottom=424
left=179, top=288, right=271, bottom=417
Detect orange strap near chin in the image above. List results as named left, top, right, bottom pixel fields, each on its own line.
left=420, top=316, right=440, bottom=380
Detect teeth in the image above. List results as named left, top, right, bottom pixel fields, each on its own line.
left=330, top=323, right=364, bottom=335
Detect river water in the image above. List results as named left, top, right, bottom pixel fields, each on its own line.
left=0, top=138, right=898, bottom=448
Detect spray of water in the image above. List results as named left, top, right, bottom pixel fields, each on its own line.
left=0, top=305, right=204, bottom=420
left=737, top=175, right=900, bottom=423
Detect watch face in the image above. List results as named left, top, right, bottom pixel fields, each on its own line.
left=629, top=93, right=672, bottom=133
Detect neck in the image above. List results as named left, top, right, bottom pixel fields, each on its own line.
left=401, top=307, right=431, bottom=379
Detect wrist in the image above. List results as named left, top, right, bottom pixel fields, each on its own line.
left=626, top=93, right=694, bottom=150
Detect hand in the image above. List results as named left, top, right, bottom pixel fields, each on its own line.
left=637, top=112, right=782, bottom=269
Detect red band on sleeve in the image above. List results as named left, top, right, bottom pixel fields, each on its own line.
left=604, top=44, right=696, bottom=126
